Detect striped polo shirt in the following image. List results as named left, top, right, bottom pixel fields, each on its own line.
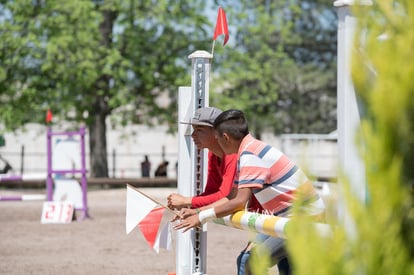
left=236, top=134, right=325, bottom=217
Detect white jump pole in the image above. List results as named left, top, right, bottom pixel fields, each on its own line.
left=176, top=50, right=212, bottom=275
left=214, top=210, right=332, bottom=239
left=0, top=194, right=46, bottom=201
left=0, top=174, right=47, bottom=201
left=0, top=173, right=47, bottom=182
left=334, top=0, right=372, bottom=234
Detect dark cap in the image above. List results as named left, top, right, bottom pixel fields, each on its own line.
left=180, top=107, right=223, bottom=127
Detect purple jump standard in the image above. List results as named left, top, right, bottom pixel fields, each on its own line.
left=46, top=126, right=89, bottom=220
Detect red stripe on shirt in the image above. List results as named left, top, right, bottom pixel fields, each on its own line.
left=260, top=190, right=295, bottom=213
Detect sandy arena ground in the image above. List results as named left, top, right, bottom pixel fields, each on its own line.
left=0, top=187, right=253, bottom=275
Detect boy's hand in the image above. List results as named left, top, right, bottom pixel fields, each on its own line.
left=170, top=207, right=196, bottom=222
left=179, top=208, right=197, bottom=218
left=173, top=214, right=201, bottom=232
left=167, top=193, right=188, bottom=209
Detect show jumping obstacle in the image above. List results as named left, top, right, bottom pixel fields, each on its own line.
left=0, top=127, right=89, bottom=220
left=46, top=126, right=89, bottom=219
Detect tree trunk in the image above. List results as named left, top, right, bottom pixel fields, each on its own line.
left=87, top=9, right=117, bottom=178
left=89, top=103, right=108, bottom=178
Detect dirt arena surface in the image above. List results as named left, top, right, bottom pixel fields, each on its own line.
left=0, top=187, right=252, bottom=275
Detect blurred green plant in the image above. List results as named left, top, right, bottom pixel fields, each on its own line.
left=249, top=1, right=414, bottom=274
left=249, top=245, right=273, bottom=275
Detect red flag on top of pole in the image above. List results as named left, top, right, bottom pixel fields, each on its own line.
left=46, top=109, right=53, bottom=123
left=213, top=7, right=229, bottom=46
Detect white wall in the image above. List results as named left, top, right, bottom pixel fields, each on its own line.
left=0, top=123, right=179, bottom=178
left=0, top=123, right=337, bottom=179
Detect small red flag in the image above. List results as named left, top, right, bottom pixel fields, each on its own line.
left=213, top=7, right=229, bottom=46
left=138, top=207, right=165, bottom=248
left=46, top=109, right=53, bottom=123
left=137, top=207, right=173, bottom=253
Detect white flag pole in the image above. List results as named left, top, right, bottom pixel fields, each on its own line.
left=211, top=40, right=216, bottom=58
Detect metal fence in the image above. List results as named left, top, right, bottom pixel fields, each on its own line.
left=0, top=134, right=338, bottom=181
left=0, top=146, right=178, bottom=179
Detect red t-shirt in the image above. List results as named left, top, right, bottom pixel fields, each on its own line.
left=191, top=152, right=237, bottom=208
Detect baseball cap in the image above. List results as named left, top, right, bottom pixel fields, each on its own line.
left=180, top=107, right=223, bottom=127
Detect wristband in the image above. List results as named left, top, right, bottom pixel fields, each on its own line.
left=195, top=208, right=201, bottom=214
left=198, top=208, right=216, bottom=224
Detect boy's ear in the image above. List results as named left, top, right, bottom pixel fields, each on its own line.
left=222, top=132, right=231, bottom=143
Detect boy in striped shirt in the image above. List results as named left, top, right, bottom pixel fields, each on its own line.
left=174, top=109, right=325, bottom=274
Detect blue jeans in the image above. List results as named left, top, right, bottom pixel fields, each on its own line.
left=237, top=249, right=250, bottom=275
left=236, top=234, right=289, bottom=275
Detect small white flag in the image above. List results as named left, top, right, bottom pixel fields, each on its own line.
left=126, top=185, right=157, bottom=235
left=125, top=185, right=174, bottom=253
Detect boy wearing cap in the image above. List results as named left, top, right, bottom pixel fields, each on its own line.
left=167, top=107, right=237, bottom=210
left=174, top=109, right=325, bottom=275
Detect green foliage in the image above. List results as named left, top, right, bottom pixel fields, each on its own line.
left=211, top=0, right=337, bottom=136
left=0, top=0, right=339, bottom=175
left=0, top=0, right=211, bottom=176
left=0, top=0, right=210, bottom=129
left=286, top=2, right=414, bottom=275
left=249, top=245, right=273, bottom=275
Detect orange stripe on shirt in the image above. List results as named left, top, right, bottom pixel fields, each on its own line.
left=260, top=190, right=295, bottom=213
left=268, top=156, right=295, bottom=183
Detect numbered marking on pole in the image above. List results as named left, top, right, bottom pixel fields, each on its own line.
left=41, top=201, right=74, bottom=224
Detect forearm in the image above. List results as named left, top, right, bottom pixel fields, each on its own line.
left=196, top=183, right=238, bottom=210
left=191, top=189, right=228, bottom=208
left=197, top=197, right=229, bottom=212
left=181, top=197, right=192, bottom=208
left=197, top=199, right=245, bottom=224
left=197, top=193, right=248, bottom=223
left=214, top=197, right=246, bottom=217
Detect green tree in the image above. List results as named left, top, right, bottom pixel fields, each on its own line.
left=0, top=0, right=211, bottom=176
left=211, top=0, right=337, bottom=138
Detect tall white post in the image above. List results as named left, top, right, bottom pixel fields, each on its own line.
left=176, top=50, right=212, bottom=275
left=334, top=0, right=371, bottom=231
